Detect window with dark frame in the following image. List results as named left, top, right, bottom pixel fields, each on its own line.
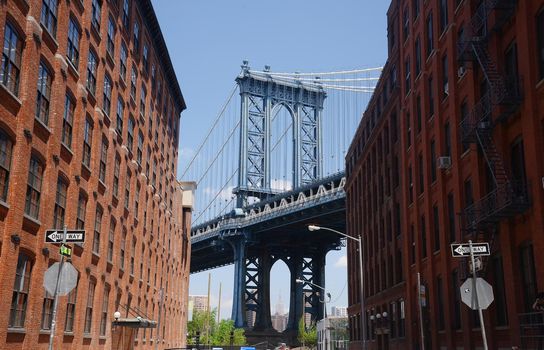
left=404, top=56, right=411, bottom=93
left=107, top=17, right=115, bottom=57
left=133, top=22, right=140, bottom=53
left=426, top=13, right=433, bottom=57
left=84, top=280, right=95, bottom=334
left=116, top=97, right=124, bottom=135
left=436, top=276, right=445, bottom=330
left=0, top=130, right=13, bottom=202
left=520, top=243, right=537, bottom=311
left=464, top=178, right=473, bottom=207
left=36, top=62, right=52, bottom=125
left=40, top=289, right=54, bottom=330
left=444, top=121, right=451, bottom=157
left=9, top=253, right=32, bottom=328
left=1, top=22, right=23, bottom=95
left=430, top=139, right=436, bottom=182
left=76, top=193, right=86, bottom=229
left=86, top=50, right=98, bottom=95
left=83, top=118, right=93, bottom=167
left=99, top=286, right=109, bottom=336
left=99, top=139, right=107, bottom=183
left=433, top=204, right=440, bottom=251
left=130, top=66, right=137, bottom=100
left=447, top=192, right=456, bottom=242
left=122, top=0, right=130, bottom=28
left=415, top=36, right=421, bottom=76
left=103, top=74, right=112, bottom=116
left=93, top=206, right=102, bottom=254
left=53, top=177, right=67, bottom=229
left=418, top=153, right=424, bottom=194
left=125, top=172, right=131, bottom=209
left=91, top=0, right=101, bottom=32
left=140, top=86, right=146, bottom=117
left=67, top=18, right=80, bottom=68
left=420, top=215, right=427, bottom=258
left=416, top=94, right=422, bottom=133
left=439, top=0, right=448, bottom=34
left=442, top=53, right=449, bottom=97
left=493, top=254, right=509, bottom=326
left=406, top=112, right=412, bottom=148
left=64, top=287, right=77, bottom=332
left=40, top=0, right=58, bottom=37
left=25, top=156, right=43, bottom=219
left=428, top=75, right=434, bottom=117
left=120, top=42, right=127, bottom=81
left=137, top=131, right=143, bottom=164
left=403, top=7, right=409, bottom=42
left=108, top=219, right=115, bottom=263
left=62, top=94, right=75, bottom=148
left=113, top=155, right=120, bottom=198
left=120, top=230, right=126, bottom=270
left=127, top=117, right=135, bottom=152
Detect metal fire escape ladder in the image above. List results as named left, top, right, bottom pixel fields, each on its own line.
left=458, top=0, right=528, bottom=275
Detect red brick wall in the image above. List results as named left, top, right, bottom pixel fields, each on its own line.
left=0, top=0, right=190, bottom=349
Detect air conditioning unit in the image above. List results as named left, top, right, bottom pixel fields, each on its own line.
left=458, top=66, right=466, bottom=78
left=437, top=156, right=452, bottom=169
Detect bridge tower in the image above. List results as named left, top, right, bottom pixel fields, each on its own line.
left=235, top=61, right=326, bottom=207
left=227, top=62, right=331, bottom=337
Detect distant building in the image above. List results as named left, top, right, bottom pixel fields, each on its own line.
left=189, top=295, right=209, bottom=313
left=330, top=306, right=348, bottom=318
left=272, top=295, right=288, bottom=331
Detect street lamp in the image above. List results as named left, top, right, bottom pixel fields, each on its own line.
left=307, top=225, right=366, bottom=350
left=295, top=278, right=331, bottom=350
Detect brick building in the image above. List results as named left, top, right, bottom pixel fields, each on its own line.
left=346, top=0, right=544, bottom=349
left=0, top=0, right=193, bottom=349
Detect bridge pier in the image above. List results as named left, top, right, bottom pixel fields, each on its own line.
left=231, top=237, right=247, bottom=328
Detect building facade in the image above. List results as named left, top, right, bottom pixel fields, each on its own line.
left=0, top=0, right=192, bottom=349
left=346, top=0, right=544, bottom=349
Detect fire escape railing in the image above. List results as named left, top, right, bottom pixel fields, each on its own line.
left=457, top=0, right=529, bottom=273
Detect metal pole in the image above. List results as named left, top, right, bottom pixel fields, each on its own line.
left=357, top=236, right=366, bottom=350
left=48, top=225, right=67, bottom=350
left=469, top=240, right=488, bottom=350
left=417, top=272, right=425, bottom=350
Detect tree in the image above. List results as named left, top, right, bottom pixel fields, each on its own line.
left=188, top=309, right=246, bottom=346
left=298, top=317, right=317, bottom=350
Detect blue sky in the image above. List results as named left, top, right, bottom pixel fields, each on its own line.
left=152, top=0, right=390, bottom=319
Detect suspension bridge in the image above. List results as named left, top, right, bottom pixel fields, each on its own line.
left=182, top=61, right=381, bottom=343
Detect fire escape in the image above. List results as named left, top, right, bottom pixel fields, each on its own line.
left=457, top=0, right=529, bottom=271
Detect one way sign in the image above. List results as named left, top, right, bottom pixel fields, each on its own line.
left=45, top=230, right=86, bottom=243
left=451, top=242, right=490, bottom=257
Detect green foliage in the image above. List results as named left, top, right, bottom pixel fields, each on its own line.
left=298, top=317, right=317, bottom=349
left=188, top=309, right=246, bottom=346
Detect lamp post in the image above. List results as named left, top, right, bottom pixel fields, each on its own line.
left=295, top=278, right=330, bottom=350
left=308, top=225, right=366, bottom=350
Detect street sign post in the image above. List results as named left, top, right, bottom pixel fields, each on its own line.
left=45, top=229, right=85, bottom=243
left=450, top=242, right=490, bottom=257
left=468, top=240, right=489, bottom=350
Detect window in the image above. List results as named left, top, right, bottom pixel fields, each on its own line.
left=538, top=10, right=544, bottom=79
left=116, top=97, right=124, bottom=135
left=130, top=66, right=137, bottom=100
left=62, top=94, right=75, bottom=148
left=439, top=0, right=448, bottom=34
left=420, top=215, right=427, bottom=258
left=412, top=0, right=419, bottom=19
left=25, top=156, right=43, bottom=219
left=430, top=139, right=436, bottom=182
left=53, top=177, right=67, bottom=229
left=83, top=118, right=93, bottom=167
left=91, top=0, right=101, bottom=32
left=67, top=18, right=80, bottom=67
left=122, top=0, right=130, bottom=28
left=93, top=206, right=102, bottom=254
left=447, top=192, right=455, bottom=242
left=36, top=62, right=52, bottom=125
left=143, top=44, right=149, bottom=72
left=130, top=238, right=136, bottom=275
left=99, top=139, right=107, bottom=183
left=404, top=57, right=411, bottom=93
left=428, top=76, right=434, bottom=117
left=76, top=193, right=86, bottom=229
left=107, top=17, right=115, bottom=57
left=64, top=287, right=77, bottom=332
left=108, top=219, right=115, bottom=263
left=99, top=286, right=109, bottom=336
left=120, top=230, right=126, bottom=270
left=511, top=137, right=527, bottom=185
left=442, top=54, right=449, bottom=97
left=127, top=117, right=135, bottom=151
left=460, top=99, right=469, bottom=152
left=86, top=50, right=98, bottom=95
left=40, top=0, right=58, bottom=37
left=134, top=182, right=140, bottom=218
left=464, top=178, right=473, bottom=207
left=140, top=86, right=146, bottom=117
left=416, top=94, right=422, bottom=133
left=41, top=289, right=54, bottom=330
left=133, top=22, right=140, bottom=53
left=120, top=42, right=127, bottom=81
left=444, top=121, right=451, bottom=157
left=415, top=36, right=421, bottom=76
left=113, top=156, right=120, bottom=198
left=125, top=172, right=131, bottom=209
left=0, top=130, right=13, bottom=202
left=426, top=13, right=434, bottom=57
left=1, top=22, right=23, bottom=95
left=520, top=243, right=537, bottom=311
left=493, top=255, right=508, bottom=326
left=9, top=253, right=32, bottom=328
left=418, top=153, right=424, bottom=194
left=406, top=113, right=411, bottom=148
left=452, top=269, right=461, bottom=329
left=103, top=74, right=112, bottom=115
left=403, top=7, right=409, bottom=42
left=432, top=204, right=440, bottom=252
left=137, top=132, right=143, bottom=164
left=84, top=280, right=95, bottom=334
left=436, top=276, right=445, bottom=330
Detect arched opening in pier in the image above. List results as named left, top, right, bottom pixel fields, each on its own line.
left=269, top=259, right=290, bottom=332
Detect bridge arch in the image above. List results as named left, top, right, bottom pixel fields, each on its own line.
left=270, top=103, right=295, bottom=192
left=269, top=258, right=291, bottom=332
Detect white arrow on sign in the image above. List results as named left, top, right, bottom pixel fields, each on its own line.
left=47, top=231, right=63, bottom=243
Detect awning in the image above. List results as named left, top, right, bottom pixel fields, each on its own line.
left=112, top=318, right=157, bottom=328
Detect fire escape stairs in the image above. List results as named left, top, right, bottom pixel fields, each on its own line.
left=457, top=0, right=528, bottom=276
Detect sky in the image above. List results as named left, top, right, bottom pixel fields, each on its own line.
left=152, top=0, right=390, bottom=319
